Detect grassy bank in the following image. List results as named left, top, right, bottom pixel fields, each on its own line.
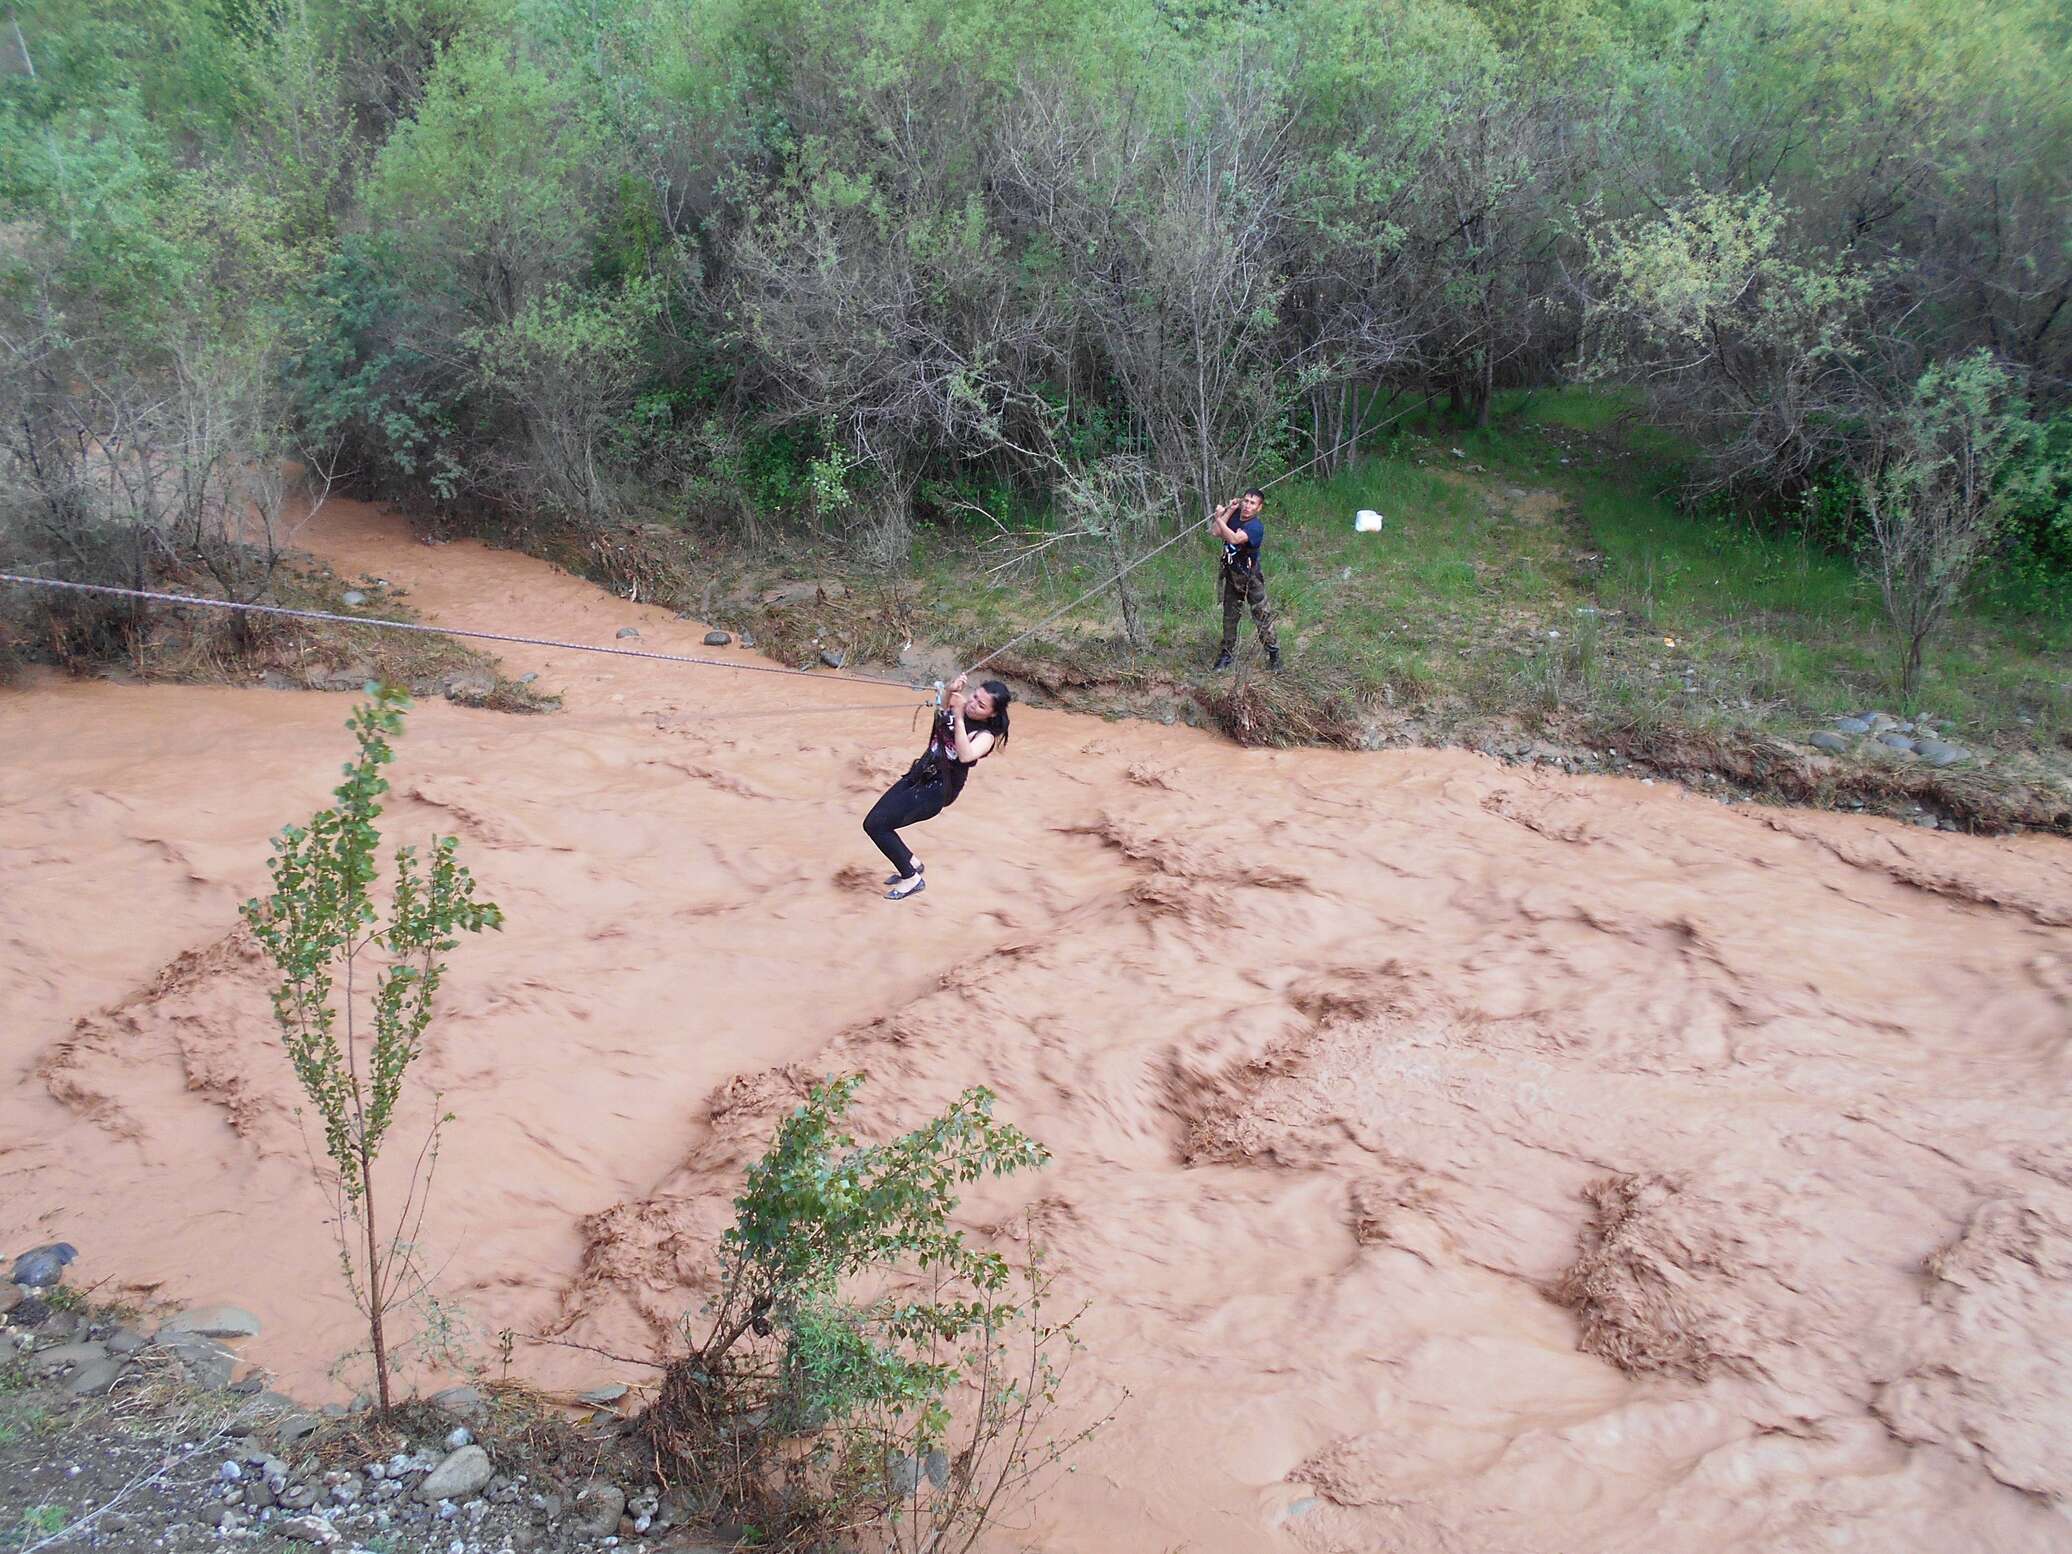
left=437, top=389, right=2071, bottom=830
left=899, top=389, right=2069, bottom=745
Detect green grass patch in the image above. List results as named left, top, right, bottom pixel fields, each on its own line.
left=882, top=388, right=2069, bottom=778
left=8, top=1503, right=67, bottom=1546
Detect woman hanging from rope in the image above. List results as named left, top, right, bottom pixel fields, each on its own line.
left=864, top=673, right=1012, bottom=901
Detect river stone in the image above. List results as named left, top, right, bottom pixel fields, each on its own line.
left=417, top=1445, right=493, bottom=1504
left=254, top=1392, right=321, bottom=1441
left=1832, top=717, right=1872, bottom=735
left=10, top=1244, right=77, bottom=1287
left=159, top=1304, right=261, bottom=1341
left=65, top=1355, right=127, bottom=1397
left=278, top=1514, right=340, bottom=1544
left=442, top=669, right=496, bottom=705
left=703, top=631, right=731, bottom=646
left=0, top=1284, right=20, bottom=1315
left=573, top=1483, right=626, bottom=1539
left=1867, top=713, right=1898, bottom=732
left=656, top=1486, right=698, bottom=1528
left=1809, top=732, right=1849, bottom=754
left=29, top=1340, right=107, bottom=1377
left=166, top=1334, right=237, bottom=1389
left=105, top=1328, right=146, bottom=1355
left=617, top=626, right=641, bottom=640
left=9, top=1294, right=51, bottom=1327
left=1915, top=739, right=1970, bottom=768
left=340, top=591, right=367, bottom=607
left=430, top=1385, right=486, bottom=1420
left=577, top=1383, right=628, bottom=1406
left=1877, top=733, right=1916, bottom=753
left=819, top=649, right=846, bottom=669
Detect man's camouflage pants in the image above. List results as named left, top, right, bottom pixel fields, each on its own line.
left=1219, top=562, right=1278, bottom=655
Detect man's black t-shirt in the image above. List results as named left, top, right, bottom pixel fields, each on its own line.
left=1222, top=515, right=1265, bottom=571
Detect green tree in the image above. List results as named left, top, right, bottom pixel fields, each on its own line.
left=241, top=687, right=504, bottom=1411
left=467, top=274, right=663, bottom=526
left=1581, top=187, right=1875, bottom=499
left=1856, top=352, right=2047, bottom=699
left=360, top=34, right=600, bottom=327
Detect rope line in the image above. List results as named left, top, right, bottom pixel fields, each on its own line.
left=960, top=389, right=1442, bottom=677
left=0, top=573, right=918, bottom=689
left=961, top=518, right=1207, bottom=678
left=661, top=699, right=928, bottom=724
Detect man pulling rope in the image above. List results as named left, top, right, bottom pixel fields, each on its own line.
left=1208, top=487, right=1279, bottom=672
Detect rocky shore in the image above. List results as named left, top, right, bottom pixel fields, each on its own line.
left=1, top=1248, right=731, bottom=1554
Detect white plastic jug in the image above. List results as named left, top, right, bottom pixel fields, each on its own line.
left=1354, top=509, right=1385, bottom=532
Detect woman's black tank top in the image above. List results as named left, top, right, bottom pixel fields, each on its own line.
left=912, top=707, right=975, bottom=803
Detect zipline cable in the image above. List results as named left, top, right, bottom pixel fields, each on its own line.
left=959, top=389, right=1443, bottom=677
left=661, top=699, right=929, bottom=724
left=0, top=572, right=920, bottom=690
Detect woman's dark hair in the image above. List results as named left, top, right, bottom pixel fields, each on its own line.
left=973, top=679, right=1012, bottom=748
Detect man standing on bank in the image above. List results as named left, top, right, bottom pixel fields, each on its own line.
left=1209, top=487, right=1280, bottom=671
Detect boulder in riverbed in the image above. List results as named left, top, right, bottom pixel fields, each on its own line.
left=417, top=1445, right=494, bottom=1504
left=158, top=1304, right=261, bottom=1341
left=10, top=1244, right=76, bottom=1287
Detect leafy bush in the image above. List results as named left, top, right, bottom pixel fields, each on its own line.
left=648, top=1076, right=1104, bottom=1552
left=1855, top=351, right=2044, bottom=698
left=291, top=237, right=470, bottom=504
left=1995, top=409, right=2072, bottom=600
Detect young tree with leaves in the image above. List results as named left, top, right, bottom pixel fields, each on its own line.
left=1855, top=352, right=2046, bottom=700
left=241, top=687, right=504, bottom=1412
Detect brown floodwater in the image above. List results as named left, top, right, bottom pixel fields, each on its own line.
left=4, top=498, right=2070, bottom=1552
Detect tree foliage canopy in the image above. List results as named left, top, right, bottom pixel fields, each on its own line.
left=3, top=0, right=2066, bottom=563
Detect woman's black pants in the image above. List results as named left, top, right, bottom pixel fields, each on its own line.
left=863, top=775, right=947, bottom=878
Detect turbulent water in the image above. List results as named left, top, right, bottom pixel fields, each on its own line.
left=4, top=498, right=2071, bottom=1553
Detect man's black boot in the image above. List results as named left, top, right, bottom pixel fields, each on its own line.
left=1266, top=646, right=1282, bottom=671
left=1212, top=650, right=1234, bottom=671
